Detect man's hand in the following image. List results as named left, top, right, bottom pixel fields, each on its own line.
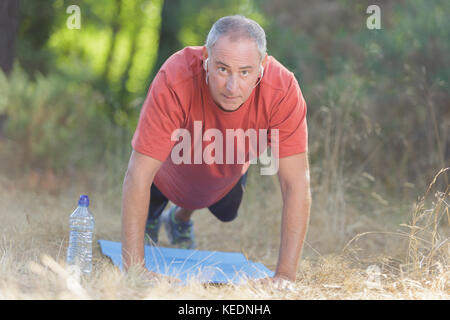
left=248, top=275, right=297, bottom=291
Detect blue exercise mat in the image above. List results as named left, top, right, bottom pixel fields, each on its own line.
left=98, top=240, right=274, bottom=284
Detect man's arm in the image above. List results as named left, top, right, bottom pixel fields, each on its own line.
left=275, top=152, right=311, bottom=282
left=121, top=150, right=162, bottom=271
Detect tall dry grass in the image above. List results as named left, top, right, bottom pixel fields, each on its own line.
left=0, top=163, right=448, bottom=299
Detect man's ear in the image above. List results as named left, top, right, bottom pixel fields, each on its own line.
left=202, top=46, right=208, bottom=60
left=262, top=53, right=268, bottom=68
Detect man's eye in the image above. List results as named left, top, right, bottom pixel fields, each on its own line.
left=241, top=70, right=249, bottom=76
left=218, top=67, right=227, bottom=73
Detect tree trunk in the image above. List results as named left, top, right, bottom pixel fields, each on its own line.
left=0, top=0, right=21, bottom=75
left=149, top=0, right=182, bottom=80
left=101, top=0, right=122, bottom=82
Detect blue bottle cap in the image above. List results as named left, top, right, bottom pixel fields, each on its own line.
left=78, top=195, right=89, bottom=207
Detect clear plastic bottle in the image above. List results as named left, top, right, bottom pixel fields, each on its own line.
left=66, top=195, right=95, bottom=274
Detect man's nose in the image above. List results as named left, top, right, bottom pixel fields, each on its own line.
left=226, top=75, right=238, bottom=93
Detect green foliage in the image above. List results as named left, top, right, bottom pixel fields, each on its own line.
left=177, top=0, right=267, bottom=48
left=46, top=0, right=163, bottom=98
left=265, top=0, right=449, bottom=193
left=7, top=0, right=449, bottom=195
left=15, top=0, right=57, bottom=74
left=0, top=65, right=120, bottom=173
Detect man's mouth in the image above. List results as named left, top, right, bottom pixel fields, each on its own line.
left=223, top=94, right=239, bottom=100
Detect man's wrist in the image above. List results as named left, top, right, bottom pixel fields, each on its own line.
left=274, top=271, right=296, bottom=282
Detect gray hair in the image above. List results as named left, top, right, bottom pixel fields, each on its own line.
left=205, top=15, right=267, bottom=61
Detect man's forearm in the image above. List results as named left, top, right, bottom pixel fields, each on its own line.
left=121, top=170, right=152, bottom=270
left=275, top=182, right=311, bottom=281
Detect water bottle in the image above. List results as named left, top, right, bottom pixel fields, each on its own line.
left=66, top=195, right=95, bottom=274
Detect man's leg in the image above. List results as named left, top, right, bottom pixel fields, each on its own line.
left=148, top=183, right=170, bottom=219
left=161, top=171, right=248, bottom=249
left=208, top=171, right=248, bottom=222
left=173, top=207, right=195, bottom=222
left=145, top=184, right=169, bottom=244
left=171, top=170, right=248, bottom=223
left=162, top=205, right=196, bottom=249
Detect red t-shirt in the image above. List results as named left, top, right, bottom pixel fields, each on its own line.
left=132, top=46, right=308, bottom=209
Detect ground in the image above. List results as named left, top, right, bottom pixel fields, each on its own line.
left=0, top=168, right=448, bottom=299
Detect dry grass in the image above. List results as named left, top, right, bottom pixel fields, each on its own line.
left=0, top=166, right=448, bottom=300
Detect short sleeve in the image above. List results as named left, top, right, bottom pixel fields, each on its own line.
left=268, top=74, right=308, bottom=158
left=131, top=71, right=186, bottom=161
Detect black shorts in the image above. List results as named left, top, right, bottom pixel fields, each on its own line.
left=147, top=171, right=248, bottom=223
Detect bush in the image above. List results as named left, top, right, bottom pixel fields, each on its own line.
left=0, top=65, right=123, bottom=174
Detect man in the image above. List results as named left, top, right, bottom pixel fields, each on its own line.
left=121, top=15, right=311, bottom=283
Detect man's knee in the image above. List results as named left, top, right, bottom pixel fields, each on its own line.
left=212, top=209, right=238, bottom=222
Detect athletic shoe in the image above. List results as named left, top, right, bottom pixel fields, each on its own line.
left=145, top=215, right=162, bottom=246
left=161, top=205, right=196, bottom=249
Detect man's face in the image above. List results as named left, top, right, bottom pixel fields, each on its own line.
left=204, top=35, right=263, bottom=111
